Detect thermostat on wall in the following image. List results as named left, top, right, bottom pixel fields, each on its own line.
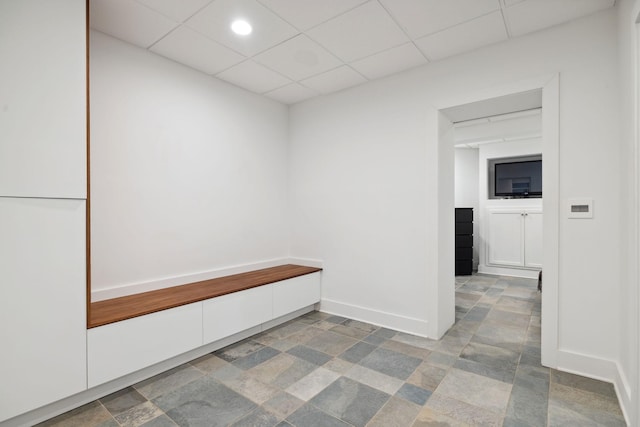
left=568, top=198, right=593, bottom=219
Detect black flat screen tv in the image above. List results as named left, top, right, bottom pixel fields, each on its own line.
left=494, top=159, right=542, bottom=198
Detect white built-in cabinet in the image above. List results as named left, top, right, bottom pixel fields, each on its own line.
left=487, top=208, right=542, bottom=269
left=0, top=0, right=87, bottom=423
left=88, top=273, right=321, bottom=388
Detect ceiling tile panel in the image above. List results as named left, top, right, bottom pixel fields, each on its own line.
left=185, top=0, right=299, bottom=56
left=216, top=60, right=292, bottom=93
left=264, top=83, right=318, bottom=104
left=505, top=0, right=615, bottom=37
left=350, top=42, right=427, bottom=80
left=256, top=0, right=367, bottom=30
left=135, top=0, right=212, bottom=22
left=415, top=11, right=508, bottom=61
left=91, top=0, right=178, bottom=48
left=301, top=66, right=367, bottom=94
left=379, top=0, right=500, bottom=39
left=254, top=35, right=342, bottom=80
left=306, top=1, right=409, bottom=62
left=150, top=26, right=245, bottom=75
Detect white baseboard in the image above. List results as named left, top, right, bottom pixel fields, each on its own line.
left=556, top=348, right=618, bottom=383
left=478, top=265, right=540, bottom=279
left=91, top=257, right=323, bottom=301
left=319, top=298, right=430, bottom=338
left=1, top=305, right=315, bottom=427
left=613, top=361, right=633, bottom=427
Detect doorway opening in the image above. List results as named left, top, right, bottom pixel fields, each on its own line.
left=433, top=76, right=560, bottom=368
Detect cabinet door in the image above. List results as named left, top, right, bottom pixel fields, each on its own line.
left=273, top=273, right=321, bottom=319
left=88, top=303, right=202, bottom=388
left=0, top=198, right=86, bottom=422
left=524, top=211, right=543, bottom=268
left=487, top=211, right=524, bottom=267
left=0, top=0, right=86, bottom=198
left=203, top=285, right=272, bottom=344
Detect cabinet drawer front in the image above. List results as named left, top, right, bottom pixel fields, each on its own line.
left=455, top=247, right=473, bottom=260
left=455, top=222, right=473, bottom=235
left=88, top=303, right=202, bottom=388
left=455, top=235, right=473, bottom=248
left=455, top=209, right=473, bottom=222
left=203, top=285, right=273, bottom=344
left=273, top=273, right=321, bottom=319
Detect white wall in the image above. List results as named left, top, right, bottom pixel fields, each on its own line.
left=90, top=32, right=290, bottom=299
left=289, top=6, right=621, bottom=373
left=616, top=0, right=640, bottom=424
left=478, top=139, right=543, bottom=277
left=454, top=147, right=479, bottom=270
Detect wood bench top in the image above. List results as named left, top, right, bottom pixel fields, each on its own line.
left=88, top=264, right=322, bottom=328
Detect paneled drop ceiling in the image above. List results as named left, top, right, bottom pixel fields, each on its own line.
left=90, top=0, right=615, bottom=104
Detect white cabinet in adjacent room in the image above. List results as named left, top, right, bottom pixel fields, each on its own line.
left=0, top=198, right=87, bottom=422
left=487, top=208, right=542, bottom=270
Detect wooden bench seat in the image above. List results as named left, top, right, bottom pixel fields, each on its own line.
left=88, top=264, right=322, bottom=328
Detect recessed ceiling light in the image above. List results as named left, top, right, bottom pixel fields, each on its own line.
left=231, top=19, right=252, bottom=36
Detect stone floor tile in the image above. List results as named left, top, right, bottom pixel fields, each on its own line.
left=344, top=364, right=404, bottom=395
left=436, top=368, right=512, bottom=413
left=406, top=361, right=448, bottom=391
left=264, top=321, right=310, bottom=340
left=425, top=393, right=503, bottom=427
left=381, top=339, right=432, bottom=360
left=359, top=347, right=422, bottom=380
left=303, top=330, right=358, bottom=356
left=247, top=353, right=298, bottom=384
left=324, top=357, right=354, bottom=374
left=550, top=369, right=618, bottom=398
left=223, top=373, right=281, bottom=405
left=36, top=401, right=115, bottom=427
left=325, top=315, right=348, bottom=324
left=101, top=387, right=148, bottom=416
left=189, top=353, right=229, bottom=373
left=262, top=391, right=304, bottom=420
left=549, top=382, right=625, bottom=424
left=495, top=296, right=534, bottom=315
left=309, top=377, right=390, bottom=427
left=230, top=407, right=280, bottom=427
left=287, top=344, right=332, bottom=366
left=329, top=323, right=370, bottom=340
left=286, top=403, right=350, bottom=427
left=233, top=346, right=281, bottom=370
left=453, top=357, right=515, bottom=384
left=135, top=364, right=204, bottom=400
left=153, top=376, right=256, bottom=427
left=459, top=341, right=520, bottom=371
left=216, top=340, right=265, bottom=362
left=411, top=406, right=468, bottom=427
left=113, top=401, right=164, bottom=427
left=285, top=367, right=340, bottom=401
left=391, top=332, right=439, bottom=350
left=339, top=341, right=376, bottom=363
left=270, top=359, right=318, bottom=389
left=396, top=383, right=432, bottom=405
left=342, top=319, right=378, bottom=333
left=367, top=396, right=421, bottom=427
left=505, top=383, right=548, bottom=426
left=139, top=415, right=178, bottom=427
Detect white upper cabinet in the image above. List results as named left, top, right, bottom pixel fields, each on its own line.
left=0, top=0, right=86, bottom=198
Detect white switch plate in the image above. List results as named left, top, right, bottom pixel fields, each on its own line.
left=568, top=198, right=593, bottom=219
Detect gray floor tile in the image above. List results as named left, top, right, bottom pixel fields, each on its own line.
left=286, top=403, right=351, bottom=427
left=359, top=347, right=422, bottom=380
left=135, top=364, right=204, bottom=400
left=339, top=341, right=376, bottom=363
left=216, top=340, right=265, bottom=362
left=36, top=401, right=116, bottom=427
left=396, top=383, right=432, bottom=405
left=230, top=407, right=280, bottom=427
left=287, top=344, right=332, bottom=366
left=233, top=346, right=280, bottom=370
left=101, top=387, right=148, bottom=416
left=153, top=376, right=256, bottom=427
left=139, top=415, right=178, bottom=427
left=309, top=377, right=391, bottom=427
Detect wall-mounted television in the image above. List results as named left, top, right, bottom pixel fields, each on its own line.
left=494, top=159, right=542, bottom=198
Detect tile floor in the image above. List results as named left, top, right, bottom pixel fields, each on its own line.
left=39, top=274, right=626, bottom=426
